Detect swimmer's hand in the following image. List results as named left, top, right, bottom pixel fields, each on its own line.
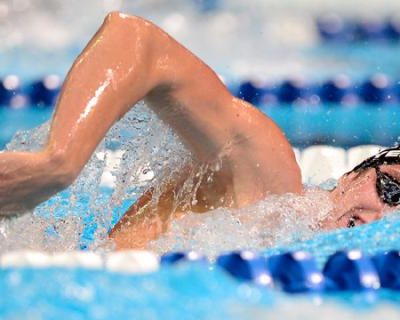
left=0, top=150, right=72, bottom=216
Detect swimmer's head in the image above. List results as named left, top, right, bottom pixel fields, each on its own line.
left=320, top=147, right=400, bottom=230
left=320, top=168, right=385, bottom=230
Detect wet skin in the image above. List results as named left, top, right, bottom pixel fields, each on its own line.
left=0, top=12, right=394, bottom=248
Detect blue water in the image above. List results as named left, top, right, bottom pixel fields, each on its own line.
left=1, top=104, right=400, bottom=150
left=0, top=265, right=274, bottom=320
left=4, top=158, right=400, bottom=317
left=263, top=104, right=400, bottom=148
left=0, top=108, right=53, bottom=149
left=307, top=44, right=400, bottom=80
left=1, top=264, right=400, bottom=319
left=268, top=214, right=400, bottom=267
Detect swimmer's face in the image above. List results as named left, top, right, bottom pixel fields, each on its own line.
left=321, top=166, right=398, bottom=230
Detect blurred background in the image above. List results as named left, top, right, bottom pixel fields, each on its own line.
left=2, top=0, right=400, bottom=148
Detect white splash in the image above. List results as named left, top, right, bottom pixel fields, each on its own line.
left=0, top=102, right=192, bottom=253
left=1, top=102, right=332, bottom=255
left=148, top=189, right=332, bottom=257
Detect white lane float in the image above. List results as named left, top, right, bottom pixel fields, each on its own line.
left=0, top=250, right=160, bottom=274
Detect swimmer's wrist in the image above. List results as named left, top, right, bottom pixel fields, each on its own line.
left=38, top=148, right=77, bottom=188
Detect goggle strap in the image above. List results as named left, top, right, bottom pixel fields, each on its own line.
left=349, top=146, right=400, bottom=173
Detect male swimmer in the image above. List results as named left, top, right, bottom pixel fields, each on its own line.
left=0, top=12, right=398, bottom=249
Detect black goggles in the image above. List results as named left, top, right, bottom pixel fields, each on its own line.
left=347, top=146, right=400, bottom=207
left=375, top=166, right=400, bottom=206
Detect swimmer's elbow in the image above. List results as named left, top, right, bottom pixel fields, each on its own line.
left=103, top=11, right=153, bottom=33
left=104, top=11, right=135, bottom=24
left=104, top=11, right=127, bottom=23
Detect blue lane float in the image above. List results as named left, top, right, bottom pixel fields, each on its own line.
left=319, top=75, right=354, bottom=104
left=321, top=250, right=380, bottom=291
left=277, top=79, right=308, bottom=104
left=235, top=74, right=399, bottom=106
left=0, top=75, right=61, bottom=108
left=316, top=15, right=400, bottom=42
left=316, top=14, right=351, bottom=42
left=0, top=75, right=27, bottom=108
left=216, top=251, right=272, bottom=287
left=2, top=74, right=400, bottom=108
left=372, top=251, right=400, bottom=290
left=359, top=74, right=392, bottom=104
left=267, top=251, right=324, bottom=293
left=192, top=0, right=220, bottom=12
left=160, top=251, right=208, bottom=265
left=28, top=75, right=62, bottom=107
left=161, top=250, right=400, bottom=294
left=236, top=81, right=265, bottom=105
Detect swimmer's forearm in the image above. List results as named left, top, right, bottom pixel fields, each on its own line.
left=0, top=150, right=69, bottom=213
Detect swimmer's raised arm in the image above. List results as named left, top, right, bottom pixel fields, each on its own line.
left=47, top=11, right=242, bottom=170
left=0, top=12, right=224, bottom=212
left=0, top=11, right=302, bottom=214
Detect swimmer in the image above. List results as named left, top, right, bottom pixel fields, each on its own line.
left=0, top=12, right=397, bottom=248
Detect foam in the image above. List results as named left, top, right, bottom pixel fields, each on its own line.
left=1, top=101, right=332, bottom=256
left=148, top=189, right=332, bottom=257
left=0, top=102, right=194, bottom=253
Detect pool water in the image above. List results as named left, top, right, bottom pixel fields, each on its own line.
left=1, top=264, right=400, bottom=320
left=1, top=102, right=400, bottom=319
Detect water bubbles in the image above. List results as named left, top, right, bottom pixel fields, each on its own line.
left=1, top=102, right=193, bottom=253
left=0, top=213, right=82, bottom=252
left=149, top=189, right=333, bottom=257
left=5, top=120, right=50, bottom=151
left=0, top=100, right=338, bottom=256
left=2, top=99, right=398, bottom=263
